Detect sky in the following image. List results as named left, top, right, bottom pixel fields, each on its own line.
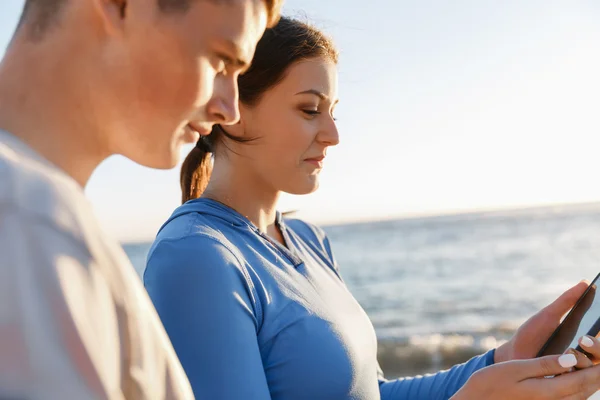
left=1, top=0, right=600, bottom=241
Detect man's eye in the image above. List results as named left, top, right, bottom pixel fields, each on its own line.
left=212, top=53, right=231, bottom=72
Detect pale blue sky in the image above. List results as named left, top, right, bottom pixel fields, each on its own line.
left=2, top=0, right=600, bottom=241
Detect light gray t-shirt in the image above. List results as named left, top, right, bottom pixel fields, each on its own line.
left=0, top=130, right=194, bottom=400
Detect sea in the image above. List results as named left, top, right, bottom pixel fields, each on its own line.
left=124, top=202, right=600, bottom=378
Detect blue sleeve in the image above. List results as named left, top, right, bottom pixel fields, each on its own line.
left=143, top=235, right=271, bottom=400
left=379, top=349, right=495, bottom=400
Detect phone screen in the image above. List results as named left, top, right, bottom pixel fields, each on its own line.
left=537, top=274, right=600, bottom=357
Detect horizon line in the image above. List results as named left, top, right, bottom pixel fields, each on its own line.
left=120, top=199, right=600, bottom=245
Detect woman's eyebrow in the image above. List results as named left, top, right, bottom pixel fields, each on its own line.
left=295, top=89, right=328, bottom=100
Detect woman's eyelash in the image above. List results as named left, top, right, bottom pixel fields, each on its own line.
left=302, top=110, right=320, bottom=116
left=302, top=110, right=338, bottom=121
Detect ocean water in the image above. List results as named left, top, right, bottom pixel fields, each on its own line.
left=124, top=203, right=600, bottom=377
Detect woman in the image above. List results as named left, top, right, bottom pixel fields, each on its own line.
left=144, top=17, right=600, bottom=399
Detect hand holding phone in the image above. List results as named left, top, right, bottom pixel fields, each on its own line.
left=451, top=354, right=600, bottom=400
left=537, top=274, right=600, bottom=358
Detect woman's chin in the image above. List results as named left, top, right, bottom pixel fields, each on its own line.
left=284, top=179, right=320, bottom=195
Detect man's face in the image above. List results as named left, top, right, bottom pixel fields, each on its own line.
left=102, top=0, right=268, bottom=169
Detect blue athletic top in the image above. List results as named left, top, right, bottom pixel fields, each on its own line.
left=144, top=199, right=495, bottom=399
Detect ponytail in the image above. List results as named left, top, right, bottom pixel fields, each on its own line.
left=180, top=130, right=215, bottom=204
left=180, top=124, right=259, bottom=203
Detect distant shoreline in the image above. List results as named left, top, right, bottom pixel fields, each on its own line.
left=319, top=199, right=600, bottom=230
left=121, top=199, right=600, bottom=245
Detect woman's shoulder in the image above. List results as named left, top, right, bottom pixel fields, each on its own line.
left=144, top=212, right=251, bottom=286
left=150, top=206, right=255, bottom=260
left=143, top=215, right=266, bottom=326
left=284, top=217, right=338, bottom=269
left=285, top=217, right=329, bottom=244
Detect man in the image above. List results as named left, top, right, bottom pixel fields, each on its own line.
left=0, top=0, right=281, bottom=398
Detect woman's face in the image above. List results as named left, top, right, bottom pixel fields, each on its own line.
left=230, top=57, right=339, bottom=195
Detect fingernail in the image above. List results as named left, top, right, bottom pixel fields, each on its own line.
left=559, top=353, right=577, bottom=368
left=580, top=336, right=594, bottom=347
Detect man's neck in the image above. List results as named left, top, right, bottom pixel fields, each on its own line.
left=0, top=37, right=109, bottom=187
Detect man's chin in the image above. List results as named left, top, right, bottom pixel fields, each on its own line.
left=128, top=152, right=179, bottom=170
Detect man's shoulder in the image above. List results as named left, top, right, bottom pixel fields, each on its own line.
left=0, top=135, right=194, bottom=397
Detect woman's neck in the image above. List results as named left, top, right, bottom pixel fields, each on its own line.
left=203, top=160, right=282, bottom=238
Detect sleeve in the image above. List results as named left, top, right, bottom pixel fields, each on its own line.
left=0, top=210, right=126, bottom=399
left=144, top=234, right=272, bottom=400
left=378, top=349, right=495, bottom=400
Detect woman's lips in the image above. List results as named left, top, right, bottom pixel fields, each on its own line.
left=304, top=156, right=325, bottom=168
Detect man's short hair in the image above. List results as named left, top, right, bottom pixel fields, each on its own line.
left=18, top=0, right=67, bottom=39
left=19, top=0, right=282, bottom=40
left=159, top=0, right=282, bottom=27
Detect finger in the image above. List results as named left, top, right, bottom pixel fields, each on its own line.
left=505, top=354, right=578, bottom=379
left=578, top=336, right=600, bottom=363
left=546, top=364, right=600, bottom=398
left=565, top=348, right=594, bottom=370
left=543, top=281, right=590, bottom=320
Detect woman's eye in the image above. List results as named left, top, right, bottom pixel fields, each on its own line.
left=302, top=110, right=321, bottom=116
left=302, top=109, right=338, bottom=121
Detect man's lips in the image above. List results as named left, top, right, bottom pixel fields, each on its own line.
left=188, top=123, right=212, bottom=136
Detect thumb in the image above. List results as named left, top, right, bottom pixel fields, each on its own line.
left=543, top=281, right=589, bottom=319
left=506, top=354, right=578, bottom=380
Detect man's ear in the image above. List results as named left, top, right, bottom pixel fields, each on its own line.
left=91, top=0, right=127, bottom=37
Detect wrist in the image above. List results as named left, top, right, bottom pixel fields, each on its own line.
left=494, top=341, right=511, bottom=364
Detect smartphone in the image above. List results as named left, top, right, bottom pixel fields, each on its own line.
left=537, top=273, right=600, bottom=357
